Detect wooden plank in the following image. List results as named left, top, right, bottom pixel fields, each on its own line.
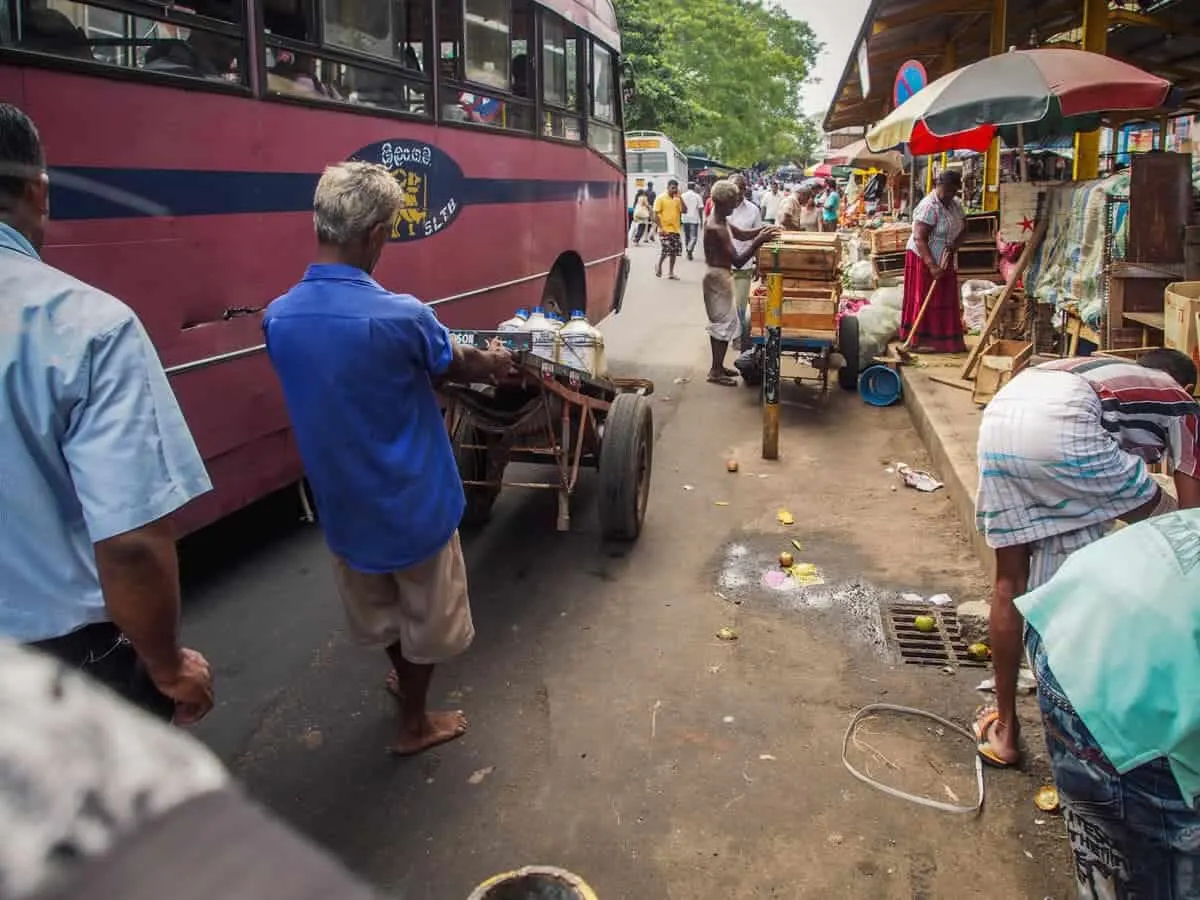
left=928, top=373, right=974, bottom=392
left=1110, top=260, right=1186, bottom=279
left=960, top=214, right=1048, bottom=380
left=1124, top=310, right=1165, bottom=330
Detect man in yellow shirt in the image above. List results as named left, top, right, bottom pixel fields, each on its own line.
left=653, top=179, right=685, bottom=280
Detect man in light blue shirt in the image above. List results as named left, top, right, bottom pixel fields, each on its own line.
left=0, top=103, right=214, bottom=723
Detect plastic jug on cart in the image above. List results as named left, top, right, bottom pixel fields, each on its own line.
left=528, top=307, right=560, bottom=362
left=498, top=308, right=529, bottom=332
left=560, top=310, right=606, bottom=377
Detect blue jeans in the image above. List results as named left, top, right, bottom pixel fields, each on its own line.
left=1026, top=628, right=1200, bottom=898
left=682, top=221, right=699, bottom=255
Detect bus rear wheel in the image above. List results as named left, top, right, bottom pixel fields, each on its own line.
left=542, top=257, right=585, bottom=318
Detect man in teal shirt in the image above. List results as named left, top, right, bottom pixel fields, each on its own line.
left=1019, top=509, right=1200, bottom=896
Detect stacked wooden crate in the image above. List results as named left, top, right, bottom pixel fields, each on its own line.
left=749, top=232, right=842, bottom=339
left=956, top=212, right=1000, bottom=277
left=868, top=224, right=911, bottom=256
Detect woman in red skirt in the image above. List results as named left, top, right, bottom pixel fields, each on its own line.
left=900, top=169, right=967, bottom=353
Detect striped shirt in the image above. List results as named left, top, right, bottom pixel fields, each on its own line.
left=1036, top=357, right=1200, bottom=477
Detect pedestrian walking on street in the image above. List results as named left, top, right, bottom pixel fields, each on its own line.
left=762, top=181, right=783, bottom=225
left=1013, top=509, right=1200, bottom=896
left=728, top=173, right=763, bottom=349
left=681, top=181, right=702, bottom=259
left=973, top=350, right=1200, bottom=769
left=630, top=192, right=651, bottom=244
left=644, top=181, right=658, bottom=243
left=702, top=180, right=778, bottom=385
left=263, top=161, right=514, bottom=756
left=819, top=177, right=840, bottom=232
left=0, top=103, right=215, bottom=725
left=653, top=178, right=684, bottom=279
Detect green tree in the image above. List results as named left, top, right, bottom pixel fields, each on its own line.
left=616, top=0, right=822, bottom=167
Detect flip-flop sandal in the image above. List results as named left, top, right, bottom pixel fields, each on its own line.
left=706, top=374, right=737, bottom=386
left=973, top=708, right=1019, bottom=769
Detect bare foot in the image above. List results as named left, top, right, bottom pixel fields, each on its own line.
left=385, top=669, right=404, bottom=701
left=706, top=372, right=737, bottom=386
left=388, top=710, right=468, bottom=756
left=721, top=366, right=739, bottom=377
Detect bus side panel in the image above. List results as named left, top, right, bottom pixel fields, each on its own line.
left=11, top=69, right=626, bottom=534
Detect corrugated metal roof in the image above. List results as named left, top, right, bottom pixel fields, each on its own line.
left=824, top=0, right=1200, bottom=134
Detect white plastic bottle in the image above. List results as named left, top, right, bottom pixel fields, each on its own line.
left=560, top=310, right=595, bottom=374
left=587, top=318, right=607, bottom=378
left=527, top=307, right=557, bottom=362
left=498, top=307, right=529, bottom=332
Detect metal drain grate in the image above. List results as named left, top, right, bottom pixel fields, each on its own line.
left=885, top=603, right=989, bottom=668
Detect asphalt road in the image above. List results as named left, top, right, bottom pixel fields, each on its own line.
left=184, top=250, right=1071, bottom=900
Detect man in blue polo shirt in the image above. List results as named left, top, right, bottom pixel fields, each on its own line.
left=0, top=103, right=214, bottom=723
left=264, top=161, right=513, bottom=756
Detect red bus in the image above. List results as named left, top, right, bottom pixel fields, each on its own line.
left=1, top=0, right=629, bottom=535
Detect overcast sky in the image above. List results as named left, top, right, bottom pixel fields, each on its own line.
left=777, top=0, right=872, bottom=122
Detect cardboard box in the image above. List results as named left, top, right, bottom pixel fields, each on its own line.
left=972, top=340, right=1032, bottom=405
left=1164, top=282, right=1200, bottom=364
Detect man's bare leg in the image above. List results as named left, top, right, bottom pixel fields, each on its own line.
left=707, top=336, right=736, bottom=384
left=977, top=544, right=1027, bottom=766
left=385, top=642, right=467, bottom=755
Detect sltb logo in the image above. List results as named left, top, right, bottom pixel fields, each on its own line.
left=348, top=140, right=465, bottom=242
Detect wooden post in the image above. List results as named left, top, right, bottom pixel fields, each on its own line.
left=762, top=268, right=782, bottom=460
left=982, top=0, right=1006, bottom=211
left=1072, top=0, right=1107, bottom=180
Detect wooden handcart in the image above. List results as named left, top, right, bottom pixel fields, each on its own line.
left=442, top=330, right=654, bottom=540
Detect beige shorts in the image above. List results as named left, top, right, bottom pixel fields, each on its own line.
left=331, top=532, right=474, bottom=664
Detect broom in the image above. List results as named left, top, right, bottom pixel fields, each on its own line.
left=895, top=252, right=949, bottom=364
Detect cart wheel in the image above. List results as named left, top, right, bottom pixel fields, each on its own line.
left=454, top=419, right=500, bottom=527
left=598, top=393, right=653, bottom=541
left=837, top=315, right=861, bottom=391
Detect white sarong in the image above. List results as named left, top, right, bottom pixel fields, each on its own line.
left=702, top=267, right=740, bottom=342
left=975, top=369, right=1160, bottom=589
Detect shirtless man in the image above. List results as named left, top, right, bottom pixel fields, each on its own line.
left=702, top=179, right=778, bottom=385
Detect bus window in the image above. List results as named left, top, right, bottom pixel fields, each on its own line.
left=540, top=13, right=579, bottom=141
left=462, top=0, right=508, bottom=91
left=438, top=0, right=533, bottom=132
left=627, top=150, right=667, bottom=173
left=323, top=0, right=427, bottom=73
left=540, top=13, right=574, bottom=108
left=590, top=40, right=614, bottom=123
left=587, top=39, right=619, bottom=164
left=1, top=0, right=246, bottom=81
left=509, top=0, right=531, bottom=98
left=262, top=0, right=431, bottom=115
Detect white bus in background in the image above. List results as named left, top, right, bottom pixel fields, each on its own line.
left=624, top=131, right=690, bottom=215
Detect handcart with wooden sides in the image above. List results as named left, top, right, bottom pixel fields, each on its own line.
left=441, top=330, right=654, bottom=540
left=737, top=233, right=860, bottom=457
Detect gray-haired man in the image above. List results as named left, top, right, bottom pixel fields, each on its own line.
left=263, top=162, right=513, bottom=756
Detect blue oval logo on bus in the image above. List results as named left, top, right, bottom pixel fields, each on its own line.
left=349, top=140, right=464, bottom=242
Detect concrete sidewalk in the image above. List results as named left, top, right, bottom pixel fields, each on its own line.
left=898, top=357, right=990, bottom=571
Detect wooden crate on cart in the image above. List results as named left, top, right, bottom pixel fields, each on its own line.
left=748, top=283, right=840, bottom=337
left=756, top=242, right=839, bottom=280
